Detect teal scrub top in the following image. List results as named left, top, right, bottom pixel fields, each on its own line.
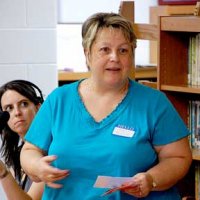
left=25, top=80, right=189, bottom=200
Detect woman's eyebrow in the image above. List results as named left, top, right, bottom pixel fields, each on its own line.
left=2, top=99, right=30, bottom=108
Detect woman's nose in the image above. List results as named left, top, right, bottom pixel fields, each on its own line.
left=14, top=107, right=21, bottom=117
left=110, top=51, right=119, bottom=62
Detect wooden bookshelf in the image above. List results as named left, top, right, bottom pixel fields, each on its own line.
left=149, top=5, right=195, bottom=64
left=158, top=15, right=200, bottom=199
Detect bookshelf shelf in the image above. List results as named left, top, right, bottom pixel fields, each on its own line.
left=192, top=148, right=200, bottom=161
left=161, top=16, right=200, bottom=32
left=58, top=71, right=90, bottom=82
left=161, top=84, right=200, bottom=94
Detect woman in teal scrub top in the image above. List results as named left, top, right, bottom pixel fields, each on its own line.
left=20, top=12, right=192, bottom=200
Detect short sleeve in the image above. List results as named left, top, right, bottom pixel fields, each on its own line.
left=25, top=96, right=53, bottom=152
left=152, top=93, right=189, bottom=145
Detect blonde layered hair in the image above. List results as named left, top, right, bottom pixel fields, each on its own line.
left=82, top=12, right=137, bottom=53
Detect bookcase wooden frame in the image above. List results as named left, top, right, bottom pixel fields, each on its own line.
left=158, top=15, right=200, bottom=199
left=158, top=16, right=200, bottom=121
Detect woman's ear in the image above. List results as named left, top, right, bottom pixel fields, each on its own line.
left=84, top=49, right=89, bottom=58
left=36, top=103, right=41, bottom=111
left=84, top=48, right=87, bottom=55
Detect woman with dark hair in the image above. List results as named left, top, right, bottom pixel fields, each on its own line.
left=0, top=80, right=44, bottom=200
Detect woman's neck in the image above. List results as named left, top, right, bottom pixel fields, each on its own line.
left=83, top=78, right=129, bottom=97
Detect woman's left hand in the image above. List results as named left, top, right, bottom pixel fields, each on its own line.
left=120, top=172, right=154, bottom=198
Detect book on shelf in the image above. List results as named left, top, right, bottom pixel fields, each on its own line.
left=188, top=33, right=200, bottom=86
left=189, top=100, right=200, bottom=149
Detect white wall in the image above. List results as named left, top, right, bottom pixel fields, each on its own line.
left=0, top=0, right=57, bottom=198
left=57, top=0, right=121, bottom=23
left=57, top=0, right=157, bottom=23
left=0, top=0, right=58, bottom=97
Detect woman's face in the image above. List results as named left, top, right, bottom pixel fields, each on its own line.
left=86, top=27, right=133, bottom=87
left=1, top=90, right=40, bottom=138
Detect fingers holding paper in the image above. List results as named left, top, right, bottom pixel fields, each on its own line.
left=94, top=173, right=154, bottom=198
left=121, top=172, right=154, bottom=198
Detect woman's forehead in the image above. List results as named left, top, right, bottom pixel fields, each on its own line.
left=1, top=90, right=28, bottom=105
left=94, top=28, right=128, bottom=44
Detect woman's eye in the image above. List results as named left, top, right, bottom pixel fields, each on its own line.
left=100, top=47, right=110, bottom=53
left=5, top=106, right=12, bottom=112
left=20, top=101, right=29, bottom=107
left=119, top=48, right=128, bottom=54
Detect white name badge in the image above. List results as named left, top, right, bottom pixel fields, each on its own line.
left=113, top=127, right=135, bottom=138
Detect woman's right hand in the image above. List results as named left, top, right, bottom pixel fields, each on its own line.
left=33, top=155, right=70, bottom=188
